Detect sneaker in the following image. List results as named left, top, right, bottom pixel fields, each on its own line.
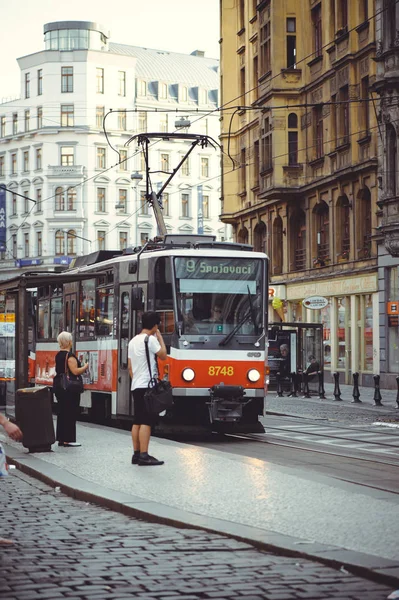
left=131, top=453, right=140, bottom=465
left=63, top=442, right=81, bottom=447
left=138, top=454, right=164, bottom=466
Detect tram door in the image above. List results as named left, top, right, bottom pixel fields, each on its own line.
left=117, top=286, right=131, bottom=416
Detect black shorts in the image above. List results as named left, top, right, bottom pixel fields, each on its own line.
left=132, top=388, right=157, bottom=426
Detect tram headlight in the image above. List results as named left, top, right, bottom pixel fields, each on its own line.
left=247, top=369, right=260, bottom=383
left=182, top=368, right=195, bottom=382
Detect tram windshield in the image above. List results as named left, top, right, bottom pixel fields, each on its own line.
left=174, top=257, right=264, bottom=336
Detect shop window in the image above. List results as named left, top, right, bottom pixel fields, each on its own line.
left=388, top=267, right=399, bottom=373
left=272, top=216, right=283, bottom=275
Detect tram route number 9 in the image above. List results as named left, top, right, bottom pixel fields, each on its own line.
left=208, top=366, right=234, bottom=376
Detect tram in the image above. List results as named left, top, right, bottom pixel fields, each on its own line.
left=33, top=235, right=268, bottom=432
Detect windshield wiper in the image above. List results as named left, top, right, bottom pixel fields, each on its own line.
left=218, top=310, right=251, bottom=347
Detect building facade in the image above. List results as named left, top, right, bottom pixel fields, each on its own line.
left=373, top=0, right=399, bottom=386
left=0, top=21, right=229, bottom=279
left=220, top=0, right=379, bottom=385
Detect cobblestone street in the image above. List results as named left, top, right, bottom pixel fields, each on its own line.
left=0, top=470, right=394, bottom=600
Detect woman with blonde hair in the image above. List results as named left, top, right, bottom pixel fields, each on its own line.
left=54, top=331, right=88, bottom=447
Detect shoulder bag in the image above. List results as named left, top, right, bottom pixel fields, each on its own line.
left=53, top=352, right=84, bottom=394
left=143, top=335, right=173, bottom=415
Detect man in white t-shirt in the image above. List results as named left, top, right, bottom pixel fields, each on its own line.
left=128, top=311, right=167, bottom=466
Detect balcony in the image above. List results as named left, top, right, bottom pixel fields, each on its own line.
left=47, top=165, right=85, bottom=178
left=294, top=247, right=306, bottom=271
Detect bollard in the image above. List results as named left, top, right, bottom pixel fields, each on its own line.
left=318, top=370, right=326, bottom=399
left=396, top=376, right=399, bottom=409
left=302, top=372, right=311, bottom=398
left=352, top=372, right=362, bottom=403
left=288, top=372, right=298, bottom=397
left=373, top=374, right=383, bottom=406
left=333, top=372, right=342, bottom=401
left=276, top=372, right=283, bottom=397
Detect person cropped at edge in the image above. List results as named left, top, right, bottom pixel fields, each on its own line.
left=128, top=311, right=167, bottom=466
left=0, top=413, right=22, bottom=441
left=54, top=331, right=88, bottom=448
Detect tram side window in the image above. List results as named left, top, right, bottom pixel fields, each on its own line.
left=79, top=279, right=95, bottom=339
left=50, top=297, right=63, bottom=339
left=154, top=257, right=174, bottom=334
left=96, top=287, right=114, bottom=337
left=38, top=299, right=49, bottom=339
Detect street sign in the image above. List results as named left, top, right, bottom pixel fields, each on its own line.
left=302, top=296, right=328, bottom=310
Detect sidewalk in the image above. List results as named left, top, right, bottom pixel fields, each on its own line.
left=2, top=391, right=399, bottom=588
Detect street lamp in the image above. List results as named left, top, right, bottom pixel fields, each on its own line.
left=175, top=116, right=191, bottom=129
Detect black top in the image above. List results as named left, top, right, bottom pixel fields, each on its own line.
left=55, top=350, right=81, bottom=374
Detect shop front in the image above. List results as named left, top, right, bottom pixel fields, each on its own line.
left=281, top=274, right=378, bottom=386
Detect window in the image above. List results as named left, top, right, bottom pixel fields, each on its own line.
left=24, top=233, right=29, bottom=258
left=55, top=187, right=64, bottom=211
left=67, top=230, right=76, bottom=255
left=37, top=107, right=42, bottom=129
left=37, top=231, right=42, bottom=256
left=117, top=188, right=127, bottom=211
left=286, top=18, right=297, bottom=68
left=160, top=114, right=168, bottom=133
left=360, top=76, right=370, bottom=136
left=61, top=67, right=73, bottom=93
left=11, top=193, right=17, bottom=215
left=0, top=116, right=5, bottom=137
left=12, top=113, right=17, bottom=135
left=23, top=151, right=29, bottom=172
left=239, top=0, right=245, bottom=30
left=118, top=110, right=126, bottom=130
left=37, top=69, right=43, bottom=95
left=288, top=113, right=298, bottom=165
left=97, top=147, right=106, bottom=169
left=201, top=157, right=209, bottom=178
left=338, top=0, right=348, bottom=30
left=55, top=230, right=65, bottom=255
left=290, top=209, right=307, bottom=271
left=118, top=71, right=126, bottom=96
left=253, top=55, right=259, bottom=101
left=11, top=153, right=17, bottom=175
left=360, top=0, right=368, bottom=22
left=161, top=153, right=170, bottom=172
left=240, top=148, right=246, bottom=192
left=97, top=188, right=106, bottom=212
left=240, top=67, right=246, bottom=102
left=119, top=231, right=128, bottom=250
left=119, top=149, right=127, bottom=171
left=96, top=106, right=104, bottom=129
left=387, top=123, right=397, bottom=197
left=203, top=195, right=209, bottom=218
left=314, top=105, right=324, bottom=159
left=78, top=279, right=96, bottom=338
left=385, top=0, right=397, bottom=49
left=163, top=192, right=169, bottom=216
left=181, top=157, right=190, bottom=176
left=260, top=17, right=271, bottom=75
left=181, top=193, right=190, bottom=217
left=96, top=287, right=114, bottom=336
left=140, top=191, right=148, bottom=215
left=314, top=201, right=330, bottom=262
left=61, top=105, right=74, bottom=127
left=35, top=148, right=42, bottom=170
left=12, top=234, right=17, bottom=257
left=25, top=110, right=30, bottom=132
left=0, top=156, right=4, bottom=177
left=338, top=86, right=349, bottom=146
left=312, top=4, right=322, bottom=58
left=138, top=111, right=147, bottom=132
left=96, top=68, right=104, bottom=93
left=25, top=73, right=30, bottom=98
left=61, top=146, right=74, bottom=166
left=97, top=230, right=106, bottom=250
left=67, top=187, right=76, bottom=210
left=23, top=192, right=30, bottom=214
left=36, top=188, right=42, bottom=212
left=261, top=117, right=272, bottom=171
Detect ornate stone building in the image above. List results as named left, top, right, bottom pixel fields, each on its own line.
left=220, top=0, right=379, bottom=384
left=373, top=0, right=399, bottom=385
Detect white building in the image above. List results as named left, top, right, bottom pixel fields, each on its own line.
left=0, top=20, right=230, bottom=277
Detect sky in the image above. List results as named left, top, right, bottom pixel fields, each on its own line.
left=0, top=0, right=220, bottom=101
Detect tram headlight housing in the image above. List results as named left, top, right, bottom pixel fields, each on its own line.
left=247, top=369, right=260, bottom=383
left=182, top=368, right=195, bottom=382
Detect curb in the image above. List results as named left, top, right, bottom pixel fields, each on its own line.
left=5, top=443, right=399, bottom=588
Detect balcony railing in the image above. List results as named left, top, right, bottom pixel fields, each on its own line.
left=294, top=247, right=306, bottom=271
